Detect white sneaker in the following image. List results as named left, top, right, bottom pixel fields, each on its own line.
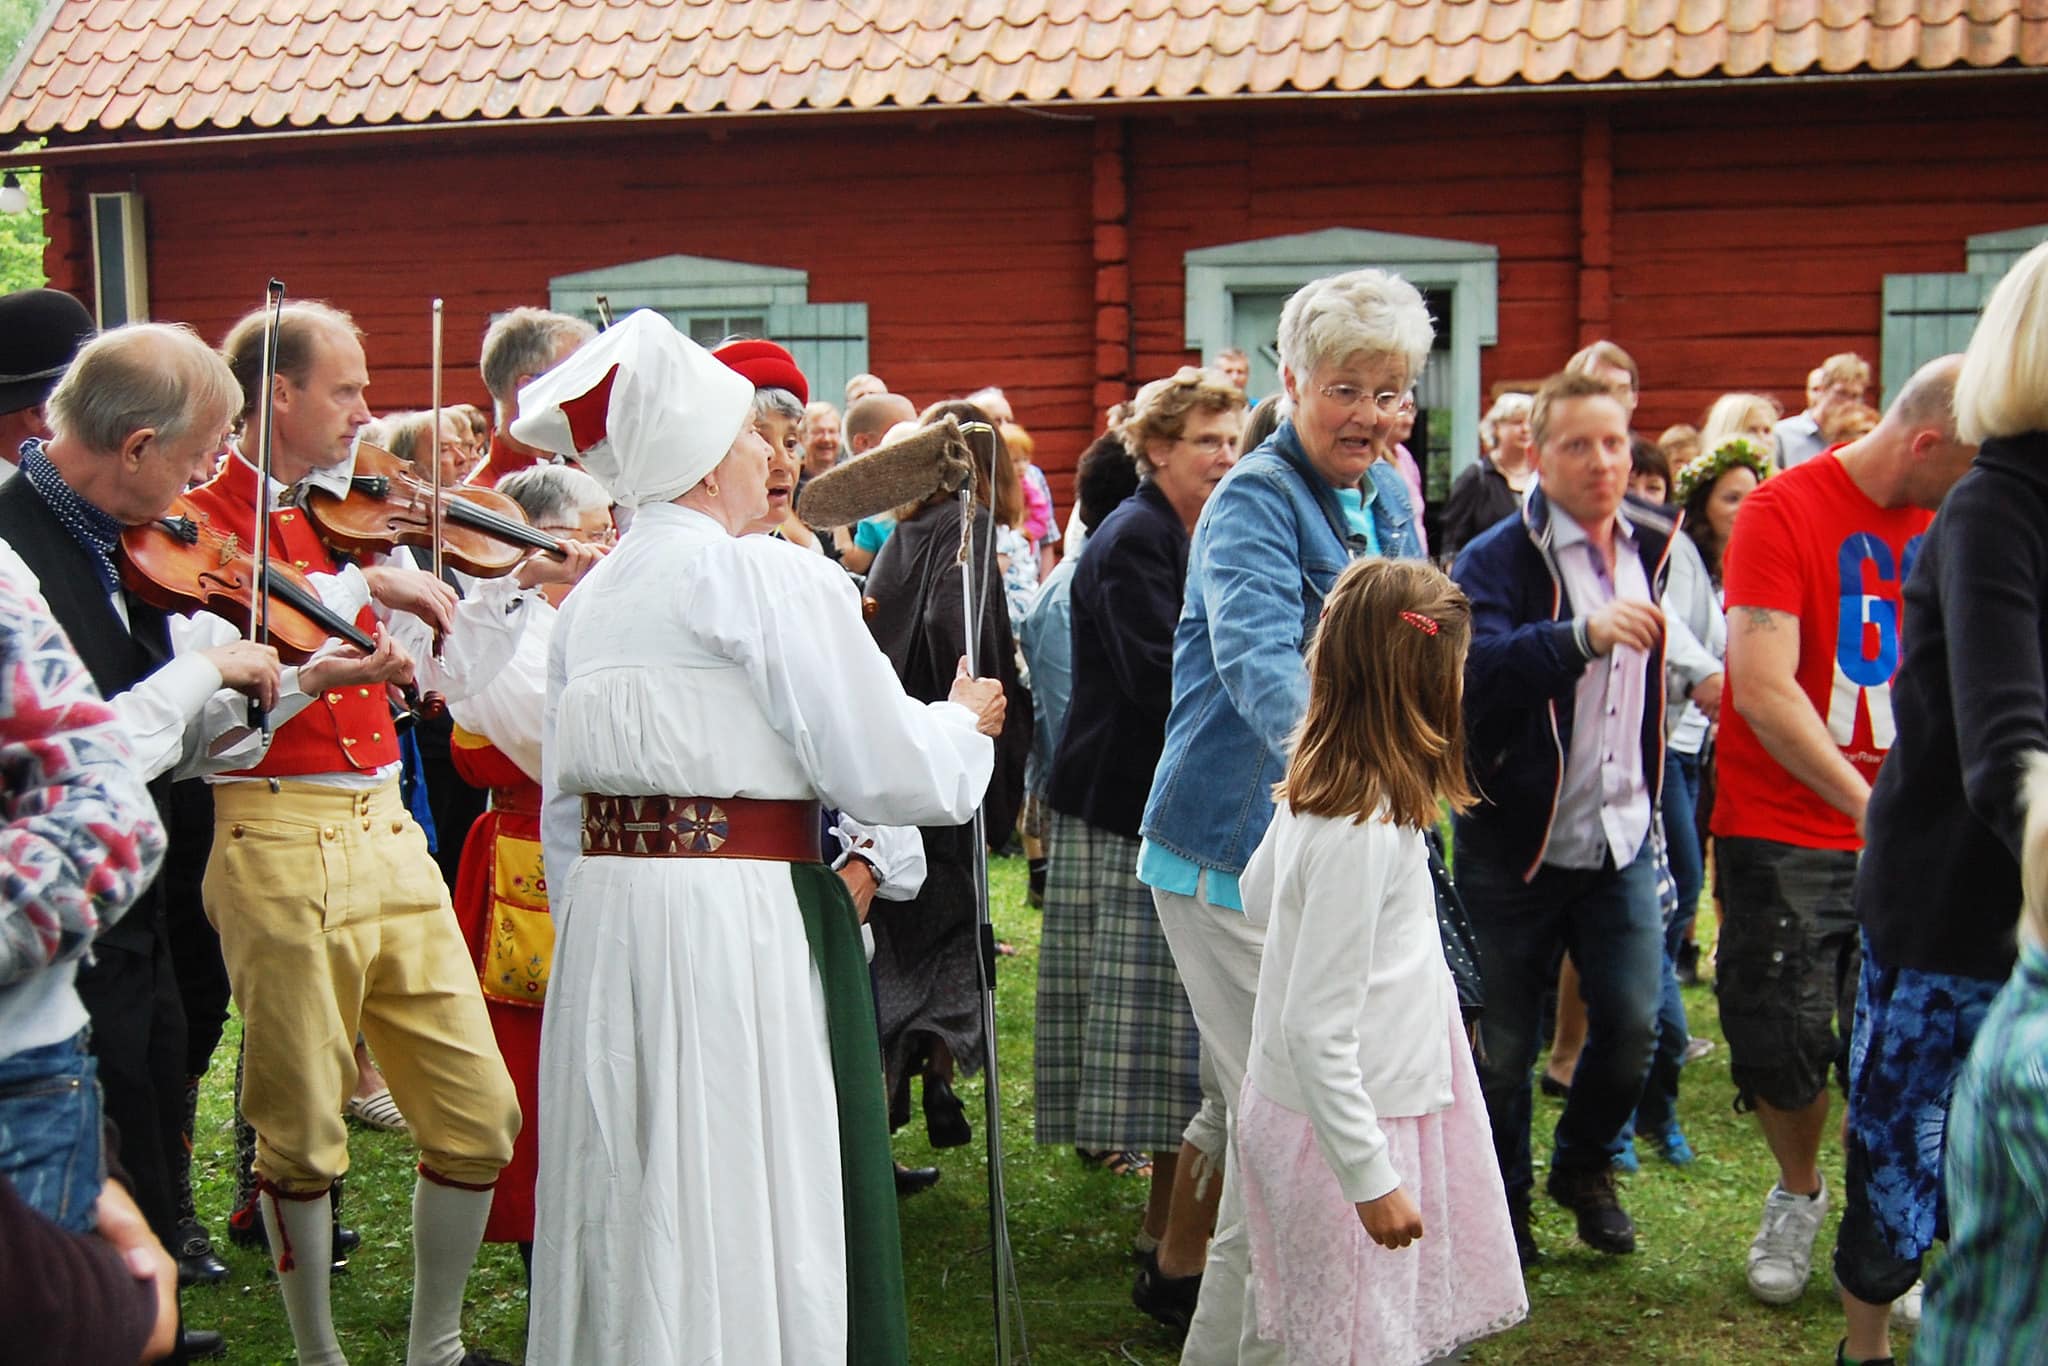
left=1893, top=1278, right=1924, bottom=1326
left=1747, top=1180, right=1828, bottom=1305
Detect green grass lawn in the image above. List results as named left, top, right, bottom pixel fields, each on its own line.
left=185, top=858, right=1901, bottom=1363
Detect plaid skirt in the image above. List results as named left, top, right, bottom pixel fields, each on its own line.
left=1033, top=812, right=1204, bottom=1152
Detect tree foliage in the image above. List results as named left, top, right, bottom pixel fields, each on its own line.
left=0, top=0, right=50, bottom=293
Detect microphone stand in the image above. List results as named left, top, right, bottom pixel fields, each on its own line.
left=954, top=449, right=1028, bottom=1364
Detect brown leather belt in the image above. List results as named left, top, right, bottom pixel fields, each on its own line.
left=580, top=794, right=823, bottom=863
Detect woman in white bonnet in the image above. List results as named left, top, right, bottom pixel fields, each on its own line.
left=515, top=311, right=1007, bottom=1365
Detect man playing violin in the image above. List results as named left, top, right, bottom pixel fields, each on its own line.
left=0, top=321, right=414, bottom=1364
left=470, top=307, right=595, bottom=490
left=181, top=299, right=598, bottom=1366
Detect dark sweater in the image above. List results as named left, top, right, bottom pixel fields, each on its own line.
left=0, top=1169, right=156, bottom=1365
left=1857, top=432, right=2048, bottom=981
left=1441, top=462, right=1523, bottom=559
left=0, top=475, right=175, bottom=955
left=1049, top=482, right=1187, bottom=838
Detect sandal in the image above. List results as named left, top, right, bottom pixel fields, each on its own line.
left=1077, top=1147, right=1153, bottom=1177
left=345, top=1088, right=409, bottom=1133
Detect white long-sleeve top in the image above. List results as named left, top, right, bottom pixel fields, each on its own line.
left=454, top=588, right=930, bottom=906
left=539, top=502, right=991, bottom=917
left=2, top=550, right=329, bottom=782
left=1242, top=802, right=1455, bottom=1205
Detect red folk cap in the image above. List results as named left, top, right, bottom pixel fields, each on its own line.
left=711, top=339, right=808, bottom=406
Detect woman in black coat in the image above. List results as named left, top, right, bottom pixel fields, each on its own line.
left=864, top=403, right=1033, bottom=1144
left=1032, top=368, right=1245, bottom=1309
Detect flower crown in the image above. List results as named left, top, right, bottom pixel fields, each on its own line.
left=1673, top=436, right=1773, bottom=505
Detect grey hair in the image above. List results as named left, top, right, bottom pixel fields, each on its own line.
left=754, top=386, right=805, bottom=424
left=480, top=307, right=596, bottom=407
left=1479, top=391, right=1533, bottom=449
left=1276, top=270, right=1434, bottom=401
left=497, top=463, right=612, bottom=527
left=49, top=322, right=242, bottom=453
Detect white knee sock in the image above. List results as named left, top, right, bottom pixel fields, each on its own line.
left=261, top=1190, right=347, bottom=1366
left=408, top=1177, right=494, bottom=1366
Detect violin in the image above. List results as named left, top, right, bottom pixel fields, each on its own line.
left=302, top=443, right=567, bottom=579
left=121, top=496, right=431, bottom=713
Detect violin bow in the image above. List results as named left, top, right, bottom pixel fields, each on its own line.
left=429, top=297, right=445, bottom=585
left=248, top=278, right=285, bottom=734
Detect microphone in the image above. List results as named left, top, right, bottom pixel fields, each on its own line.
left=797, top=415, right=976, bottom=527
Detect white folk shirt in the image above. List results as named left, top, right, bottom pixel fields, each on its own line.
left=539, top=502, right=990, bottom=902
left=1545, top=504, right=1653, bottom=871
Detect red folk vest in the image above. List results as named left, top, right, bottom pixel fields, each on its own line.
left=181, top=455, right=403, bottom=777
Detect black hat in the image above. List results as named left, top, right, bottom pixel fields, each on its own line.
left=0, top=288, right=96, bottom=415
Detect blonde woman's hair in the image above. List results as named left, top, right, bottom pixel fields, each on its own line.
left=1115, top=366, right=1246, bottom=475
left=1276, top=559, right=1476, bottom=831
left=1698, top=392, right=1782, bottom=458
left=1956, top=239, right=2048, bottom=445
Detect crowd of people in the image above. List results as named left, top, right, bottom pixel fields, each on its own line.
left=0, top=236, right=2043, bottom=1366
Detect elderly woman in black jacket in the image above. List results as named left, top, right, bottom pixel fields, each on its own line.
left=1033, top=367, right=1245, bottom=1322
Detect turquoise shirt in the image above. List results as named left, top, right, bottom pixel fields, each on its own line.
left=854, top=515, right=896, bottom=554
left=1335, top=484, right=1381, bottom=555
left=1136, top=838, right=1243, bottom=913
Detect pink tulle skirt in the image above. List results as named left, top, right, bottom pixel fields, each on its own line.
left=1237, top=1000, right=1529, bottom=1366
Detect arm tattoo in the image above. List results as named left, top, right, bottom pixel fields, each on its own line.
left=1736, top=606, right=1793, bottom=629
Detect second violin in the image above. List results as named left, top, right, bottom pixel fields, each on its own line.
left=303, top=442, right=567, bottom=579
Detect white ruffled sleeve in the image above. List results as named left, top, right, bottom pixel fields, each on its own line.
left=693, top=538, right=994, bottom=828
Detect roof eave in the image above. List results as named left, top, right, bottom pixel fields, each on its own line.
left=4, top=62, right=2044, bottom=170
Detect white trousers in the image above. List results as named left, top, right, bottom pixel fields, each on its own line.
left=1151, top=882, right=1283, bottom=1366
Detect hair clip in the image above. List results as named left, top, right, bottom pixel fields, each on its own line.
left=1399, top=609, right=1440, bottom=636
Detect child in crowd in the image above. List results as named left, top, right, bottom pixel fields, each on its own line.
left=1235, top=558, right=1527, bottom=1365
left=1918, top=754, right=2048, bottom=1360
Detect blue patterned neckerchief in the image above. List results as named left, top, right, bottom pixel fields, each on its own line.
left=20, top=439, right=123, bottom=594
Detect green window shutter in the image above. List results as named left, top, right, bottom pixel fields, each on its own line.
left=550, top=255, right=868, bottom=407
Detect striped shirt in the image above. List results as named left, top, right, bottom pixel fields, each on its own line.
left=1919, top=939, right=2048, bottom=1363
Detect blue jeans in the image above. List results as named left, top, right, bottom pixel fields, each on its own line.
left=1457, top=827, right=1664, bottom=1204
left=1634, top=750, right=1705, bottom=1137
left=0, top=1030, right=104, bottom=1233
left=1662, top=750, right=1705, bottom=939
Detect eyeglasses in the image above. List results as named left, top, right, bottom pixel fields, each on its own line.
left=1318, top=384, right=1408, bottom=416
left=538, top=522, right=617, bottom=545
left=1178, top=433, right=1237, bottom=455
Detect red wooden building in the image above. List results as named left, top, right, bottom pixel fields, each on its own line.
left=1, top=0, right=2044, bottom=508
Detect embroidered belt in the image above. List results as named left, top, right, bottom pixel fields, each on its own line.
left=489, top=786, right=541, bottom=817
left=580, top=794, right=823, bottom=863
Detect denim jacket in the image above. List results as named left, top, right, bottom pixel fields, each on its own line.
left=1140, top=420, right=1418, bottom=876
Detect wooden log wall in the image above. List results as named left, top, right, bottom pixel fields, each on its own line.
left=38, top=76, right=2048, bottom=510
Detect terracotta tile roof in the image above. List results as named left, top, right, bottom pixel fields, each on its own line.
left=3, top=0, right=2042, bottom=136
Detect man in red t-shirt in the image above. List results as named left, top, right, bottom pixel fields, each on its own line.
left=1713, top=355, right=1974, bottom=1317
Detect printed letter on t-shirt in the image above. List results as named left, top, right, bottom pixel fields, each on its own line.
left=1827, top=531, right=1920, bottom=750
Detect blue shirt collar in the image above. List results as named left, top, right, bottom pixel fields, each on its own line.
left=20, top=439, right=123, bottom=593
